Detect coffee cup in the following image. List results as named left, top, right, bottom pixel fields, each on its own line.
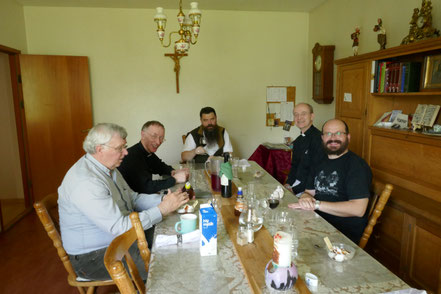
left=175, top=213, right=197, bottom=234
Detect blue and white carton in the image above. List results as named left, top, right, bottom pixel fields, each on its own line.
left=199, top=203, right=217, bottom=256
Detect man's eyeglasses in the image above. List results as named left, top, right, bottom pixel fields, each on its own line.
left=103, top=144, right=128, bottom=152
left=323, top=131, right=347, bottom=137
left=147, top=133, right=166, bottom=142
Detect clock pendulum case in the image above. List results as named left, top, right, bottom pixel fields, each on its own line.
left=312, top=43, right=335, bottom=104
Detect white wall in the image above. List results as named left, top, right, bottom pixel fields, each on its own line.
left=0, top=0, right=27, bottom=52
left=308, top=0, right=441, bottom=122
left=24, top=7, right=311, bottom=164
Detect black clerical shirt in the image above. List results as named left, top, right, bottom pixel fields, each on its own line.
left=286, top=125, right=325, bottom=194
left=118, top=142, right=175, bottom=194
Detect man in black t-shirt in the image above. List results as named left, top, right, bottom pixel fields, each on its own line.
left=285, top=103, right=326, bottom=195
left=289, top=119, right=372, bottom=243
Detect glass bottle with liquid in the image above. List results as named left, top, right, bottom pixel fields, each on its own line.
left=221, top=153, right=232, bottom=198
left=182, top=181, right=195, bottom=199
left=234, top=187, right=245, bottom=216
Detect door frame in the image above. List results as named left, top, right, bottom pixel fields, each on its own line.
left=0, top=44, right=33, bottom=231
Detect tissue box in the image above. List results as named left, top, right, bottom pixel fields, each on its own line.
left=199, top=203, right=217, bottom=256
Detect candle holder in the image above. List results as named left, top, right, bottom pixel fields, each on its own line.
left=264, top=231, right=298, bottom=291
left=264, top=260, right=298, bottom=291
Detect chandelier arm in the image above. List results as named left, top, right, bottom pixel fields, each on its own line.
left=190, top=38, right=198, bottom=45
left=183, top=31, right=198, bottom=45
left=161, top=31, right=180, bottom=48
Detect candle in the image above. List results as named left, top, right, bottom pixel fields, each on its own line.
left=272, top=231, right=292, bottom=267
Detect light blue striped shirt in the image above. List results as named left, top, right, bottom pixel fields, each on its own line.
left=58, top=154, right=162, bottom=255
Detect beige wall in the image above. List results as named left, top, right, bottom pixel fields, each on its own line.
left=23, top=7, right=311, bottom=164
left=0, top=52, right=25, bottom=199
left=0, top=0, right=27, bottom=52
left=309, top=0, right=441, bottom=121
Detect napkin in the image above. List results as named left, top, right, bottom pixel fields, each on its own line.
left=154, top=229, right=201, bottom=247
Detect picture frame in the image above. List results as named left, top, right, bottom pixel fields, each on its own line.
left=423, top=54, right=441, bottom=90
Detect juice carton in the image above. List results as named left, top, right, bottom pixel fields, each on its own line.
left=199, top=203, right=217, bottom=256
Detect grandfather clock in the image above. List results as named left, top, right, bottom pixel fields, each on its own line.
left=312, top=43, right=335, bottom=104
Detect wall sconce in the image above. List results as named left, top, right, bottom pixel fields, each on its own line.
left=154, top=1, right=201, bottom=93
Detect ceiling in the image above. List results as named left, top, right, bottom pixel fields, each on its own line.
left=16, top=0, right=328, bottom=12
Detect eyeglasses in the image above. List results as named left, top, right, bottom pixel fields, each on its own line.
left=323, top=131, right=347, bottom=137
left=103, top=144, right=128, bottom=152
left=146, top=132, right=166, bottom=143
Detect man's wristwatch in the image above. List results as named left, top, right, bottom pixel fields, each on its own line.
left=314, top=200, right=321, bottom=210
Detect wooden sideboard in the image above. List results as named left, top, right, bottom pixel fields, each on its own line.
left=335, top=37, right=441, bottom=294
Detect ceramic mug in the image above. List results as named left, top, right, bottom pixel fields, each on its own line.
left=175, top=213, right=197, bottom=234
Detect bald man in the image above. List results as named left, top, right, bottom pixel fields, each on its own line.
left=289, top=119, right=372, bottom=243
left=285, top=103, right=325, bottom=195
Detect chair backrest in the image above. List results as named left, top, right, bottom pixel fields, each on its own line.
left=33, top=193, right=81, bottom=287
left=358, top=180, right=393, bottom=249
left=104, top=212, right=150, bottom=294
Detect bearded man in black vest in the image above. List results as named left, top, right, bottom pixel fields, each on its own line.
left=181, top=107, right=233, bottom=163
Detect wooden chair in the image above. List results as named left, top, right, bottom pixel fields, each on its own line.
left=358, top=180, right=394, bottom=249
left=34, top=193, right=114, bottom=294
left=104, top=212, right=150, bottom=294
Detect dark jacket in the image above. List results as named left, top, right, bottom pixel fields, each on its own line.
left=118, top=142, right=175, bottom=194
left=286, top=125, right=326, bottom=194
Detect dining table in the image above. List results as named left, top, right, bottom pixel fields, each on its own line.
left=146, top=161, right=410, bottom=293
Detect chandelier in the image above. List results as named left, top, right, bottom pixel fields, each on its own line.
left=154, top=1, right=201, bottom=93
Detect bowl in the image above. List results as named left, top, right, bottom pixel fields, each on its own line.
left=327, top=243, right=355, bottom=262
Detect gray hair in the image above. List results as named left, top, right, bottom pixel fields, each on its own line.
left=83, top=123, right=127, bottom=154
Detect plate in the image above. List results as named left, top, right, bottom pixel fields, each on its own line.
left=327, top=243, right=355, bottom=262
left=177, top=200, right=197, bottom=214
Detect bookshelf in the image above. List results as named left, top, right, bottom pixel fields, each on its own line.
left=335, top=37, right=441, bottom=293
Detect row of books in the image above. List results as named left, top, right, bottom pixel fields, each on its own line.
left=372, top=61, right=421, bottom=93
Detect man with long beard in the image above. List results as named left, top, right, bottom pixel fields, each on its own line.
left=289, top=119, right=372, bottom=243
left=181, top=107, right=233, bottom=163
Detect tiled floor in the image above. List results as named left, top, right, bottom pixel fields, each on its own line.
left=0, top=211, right=118, bottom=294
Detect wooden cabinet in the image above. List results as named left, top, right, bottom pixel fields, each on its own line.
left=335, top=37, right=441, bottom=294
left=335, top=61, right=371, bottom=157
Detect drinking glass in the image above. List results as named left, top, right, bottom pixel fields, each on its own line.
left=247, top=182, right=255, bottom=198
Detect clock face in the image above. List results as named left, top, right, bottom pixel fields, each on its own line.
left=314, top=55, right=322, bottom=71
left=417, top=16, right=425, bottom=28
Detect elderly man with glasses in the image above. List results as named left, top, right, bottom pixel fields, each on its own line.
left=118, top=120, right=188, bottom=194
left=58, top=123, right=189, bottom=280
left=289, top=119, right=372, bottom=244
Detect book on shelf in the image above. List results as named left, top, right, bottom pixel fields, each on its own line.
left=411, top=104, right=441, bottom=129
left=403, top=62, right=421, bottom=92
left=372, top=61, right=422, bottom=93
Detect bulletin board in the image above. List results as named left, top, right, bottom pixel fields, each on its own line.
left=266, top=86, right=296, bottom=127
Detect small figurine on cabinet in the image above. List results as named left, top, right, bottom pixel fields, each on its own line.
left=351, top=26, right=360, bottom=56
left=373, top=18, right=386, bottom=50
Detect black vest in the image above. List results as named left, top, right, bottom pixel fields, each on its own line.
left=188, top=126, right=225, bottom=163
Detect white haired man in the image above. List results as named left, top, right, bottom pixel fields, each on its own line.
left=58, top=123, right=188, bottom=280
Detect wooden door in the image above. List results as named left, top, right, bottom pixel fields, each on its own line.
left=19, top=55, right=93, bottom=202
left=335, top=61, right=370, bottom=157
